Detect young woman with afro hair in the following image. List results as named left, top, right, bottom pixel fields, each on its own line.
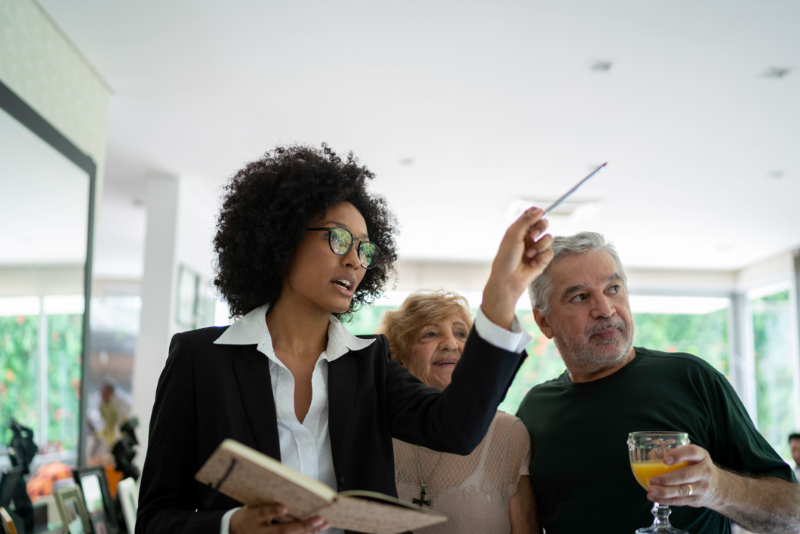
left=136, top=144, right=554, bottom=534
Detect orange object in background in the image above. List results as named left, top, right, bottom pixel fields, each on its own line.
left=26, top=461, right=74, bottom=502
left=631, top=459, right=690, bottom=490
left=105, top=465, right=123, bottom=497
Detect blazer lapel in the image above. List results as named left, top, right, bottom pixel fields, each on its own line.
left=327, top=353, right=358, bottom=476
left=232, top=345, right=281, bottom=461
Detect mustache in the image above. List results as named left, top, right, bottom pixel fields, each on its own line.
left=586, top=318, right=627, bottom=336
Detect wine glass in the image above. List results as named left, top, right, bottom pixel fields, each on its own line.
left=627, top=431, right=691, bottom=534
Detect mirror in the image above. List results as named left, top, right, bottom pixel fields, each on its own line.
left=0, top=80, right=95, bottom=469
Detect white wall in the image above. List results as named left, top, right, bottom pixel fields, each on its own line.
left=131, top=173, right=219, bottom=466
left=0, top=0, right=111, bottom=195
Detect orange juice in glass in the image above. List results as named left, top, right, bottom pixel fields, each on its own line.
left=631, top=459, right=690, bottom=491
left=627, top=431, right=690, bottom=534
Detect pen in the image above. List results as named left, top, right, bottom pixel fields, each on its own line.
left=543, top=162, right=607, bottom=216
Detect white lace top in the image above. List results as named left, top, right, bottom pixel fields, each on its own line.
left=394, top=411, right=531, bottom=534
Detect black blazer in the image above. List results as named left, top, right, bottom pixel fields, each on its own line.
left=136, top=325, right=526, bottom=534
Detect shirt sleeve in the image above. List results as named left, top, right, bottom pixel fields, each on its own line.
left=503, top=416, right=531, bottom=499
left=220, top=508, right=239, bottom=534
left=474, top=307, right=532, bottom=353
left=703, top=368, right=797, bottom=483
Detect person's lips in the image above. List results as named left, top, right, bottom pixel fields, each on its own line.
left=432, top=357, right=459, bottom=366
left=592, top=328, right=617, bottom=340
left=331, top=274, right=356, bottom=296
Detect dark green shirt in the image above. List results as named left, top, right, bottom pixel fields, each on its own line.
left=516, top=347, right=796, bottom=534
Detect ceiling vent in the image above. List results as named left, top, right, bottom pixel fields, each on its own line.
left=504, top=197, right=600, bottom=224
left=585, top=58, right=614, bottom=72
left=759, top=67, right=793, bottom=79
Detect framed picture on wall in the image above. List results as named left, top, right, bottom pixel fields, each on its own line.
left=176, top=264, right=199, bottom=327
left=54, top=486, right=92, bottom=534
left=176, top=264, right=218, bottom=329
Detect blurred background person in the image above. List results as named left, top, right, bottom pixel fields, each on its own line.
left=378, top=290, right=538, bottom=534
left=790, top=434, right=800, bottom=479
left=86, top=376, right=131, bottom=465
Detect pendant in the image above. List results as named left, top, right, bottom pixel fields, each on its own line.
left=413, top=483, right=432, bottom=507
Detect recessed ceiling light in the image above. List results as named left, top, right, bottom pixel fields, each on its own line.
left=584, top=58, right=614, bottom=72
left=399, top=157, right=414, bottom=166
left=767, top=171, right=784, bottom=179
left=759, top=66, right=793, bottom=79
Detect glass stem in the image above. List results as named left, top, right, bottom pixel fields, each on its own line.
left=651, top=502, right=673, bottom=527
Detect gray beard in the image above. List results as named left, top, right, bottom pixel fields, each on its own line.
left=552, top=317, right=635, bottom=375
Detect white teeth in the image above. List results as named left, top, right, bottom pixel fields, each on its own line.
left=334, top=280, right=351, bottom=289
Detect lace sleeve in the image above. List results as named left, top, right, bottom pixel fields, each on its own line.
left=504, top=416, right=531, bottom=499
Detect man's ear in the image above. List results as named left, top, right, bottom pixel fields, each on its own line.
left=533, top=308, right=554, bottom=339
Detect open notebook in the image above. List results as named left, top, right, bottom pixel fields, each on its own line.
left=196, top=439, right=446, bottom=534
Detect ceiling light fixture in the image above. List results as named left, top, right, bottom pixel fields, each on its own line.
left=767, top=171, right=784, bottom=179
left=504, top=197, right=600, bottom=224
left=584, top=58, right=614, bottom=72
left=759, top=66, right=793, bottom=79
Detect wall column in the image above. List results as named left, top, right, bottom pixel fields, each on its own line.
left=131, top=174, right=180, bottom=467
left=729, top=293, right=757, bottom=424
left=131, top=172, right=218, bottom=468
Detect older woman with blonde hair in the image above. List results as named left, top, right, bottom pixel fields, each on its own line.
left=378, top=291, right=539, bottom=534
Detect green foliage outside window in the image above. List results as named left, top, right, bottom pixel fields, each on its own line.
left=0, top=313, right=82, bottom=452
left=751, top=291, right=794, bottom=460
left=633, top=308, right=729, bottom=376
left=47, top=314, right=83, bottom=451
left=0, top=315, right=39, bottom=445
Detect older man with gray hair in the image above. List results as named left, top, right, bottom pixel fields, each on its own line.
left=516, top=232, right=800, bottom=534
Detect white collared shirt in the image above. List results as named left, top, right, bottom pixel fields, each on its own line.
left=215, top=304, right=531, bottom=534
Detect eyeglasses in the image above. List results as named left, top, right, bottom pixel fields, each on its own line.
left=306, top=227, right=383, bottom=269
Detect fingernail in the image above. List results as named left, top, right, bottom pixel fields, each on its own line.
left=650, top=478, right=660, bottom=486
left=649, top=488, right=659, bottom=497
left=311, top=518, right=325, bottom=527
left=277, top=505, right=287, bottom=515
left=664, top=456, right=674, bottom=465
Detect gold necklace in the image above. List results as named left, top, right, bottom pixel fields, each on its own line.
left=413, top=446, right=444, bottom=508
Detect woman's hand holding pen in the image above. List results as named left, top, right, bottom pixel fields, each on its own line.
left=482, top=208, right=553, bottom=330
left=230, top=504, right=329, bottom=534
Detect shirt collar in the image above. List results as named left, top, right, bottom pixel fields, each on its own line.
left=214, top=303, right=374, bottom=362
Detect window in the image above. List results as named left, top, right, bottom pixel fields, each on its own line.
left=751, top=289, right=798, bottom=459
left=631, top=296, right=730, bottom=376
left=0, top=296, right=83, bottom=454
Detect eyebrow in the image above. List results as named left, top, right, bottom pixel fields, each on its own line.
left=562, top=273, right=621, bottom=298
left=322, top=220, right=369, bottom=240
left=421, top=321, right=469, bottom=330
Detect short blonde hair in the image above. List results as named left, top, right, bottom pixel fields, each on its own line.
left=376, top=290, right=473, bottom=364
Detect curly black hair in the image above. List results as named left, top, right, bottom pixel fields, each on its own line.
left=214, top=144, right=398, bottom=320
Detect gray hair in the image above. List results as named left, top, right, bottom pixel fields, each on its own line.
left=528, top=231, right=627, bottom=316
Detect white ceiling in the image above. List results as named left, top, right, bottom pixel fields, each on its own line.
left=36, top=0, right=800, bottom=275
